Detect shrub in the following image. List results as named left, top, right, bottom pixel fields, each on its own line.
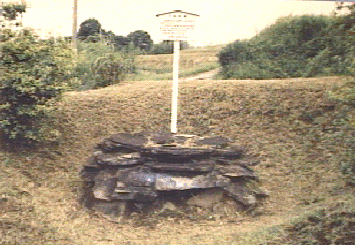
left=74, top=41, right=135, bottom=89
left=91, top=53, right=130, bottom=88
left=219, top=12, right=355, bottom=79
left=0, top=28, right=75, bottom=146
left=150, top=40, right=191, bottom=54
left=150, top=41, right=173, bottom=54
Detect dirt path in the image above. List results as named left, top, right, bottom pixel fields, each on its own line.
left=183, top=68, right=220, bottom=81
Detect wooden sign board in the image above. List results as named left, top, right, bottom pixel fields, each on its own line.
left=156, top=10, right=199, bottom=40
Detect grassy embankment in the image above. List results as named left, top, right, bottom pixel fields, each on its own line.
left=126, top=45, right=223, bottom=81
left=0, top=76, right=354, bottom=244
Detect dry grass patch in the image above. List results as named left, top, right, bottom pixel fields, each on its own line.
left=0, top=76, right=354, bottom=244
left=127, top=46, right=223, bottom=81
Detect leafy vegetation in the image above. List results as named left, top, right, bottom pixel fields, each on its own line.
left=0, top=28, right=75, bottom=146
left=76, top=18, right=154, bottom=53
left=0, top=2, right=26, bottom=21
left=151, top=40, right=191, bottom=54
left=74, top=41, right=135, bottom=89
left=76, top=18, right=192, bottom=54
left=127, top=30, right=153, bottom=52
left=219, top=4, right=355, bottom=79
left=77, top=18, right=102, bottom=42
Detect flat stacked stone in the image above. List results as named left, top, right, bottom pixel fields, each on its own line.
left=80, top=132, right=265, bottom=219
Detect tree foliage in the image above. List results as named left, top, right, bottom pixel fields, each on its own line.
left=76, top=18, right=194, bottom=54
left=150, top=40, right=173, bottom=54
left=0, top=28, right=75, bottom=146
left=77, top=18, right=102, bottom=41
left=77, top=18, right=156, bottom=53
left=111, top=35, right=130, bottom=50
left=1, top=3, right=26, bottom=21
left=150, top=40, right=191, bottom=54
left=127, top=30, right=153, bottom=52
left=219, top=4, right=355, bottom=79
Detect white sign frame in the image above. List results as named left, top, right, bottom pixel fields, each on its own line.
left=156, top=10, right=199, bottom=41
left=156, top=10, right=199, bottom=134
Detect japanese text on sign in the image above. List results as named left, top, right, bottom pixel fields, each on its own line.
left=157, top=10, right=199, bottom=40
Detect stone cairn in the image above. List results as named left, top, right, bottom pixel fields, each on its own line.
left=80, top=132, right=266, bottom=221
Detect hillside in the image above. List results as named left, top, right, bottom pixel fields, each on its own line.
left=126, top=45, right=223, bottom=81
left=218, top=11, right=355, bottom=80
left=0, top=76, right=354, bottom=244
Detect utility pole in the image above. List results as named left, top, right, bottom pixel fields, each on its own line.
left=72, top=0, right=78, bottom=52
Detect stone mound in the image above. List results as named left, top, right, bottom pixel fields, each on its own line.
left=80, top=132, right=266, bottom=221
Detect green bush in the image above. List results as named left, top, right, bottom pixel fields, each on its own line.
left=150, top=41, right=173, bottom=54
left=0, top=28, right=75, bottom=146
left=219, top=10, right=355, bottom=79
left=150, top=40, right=190, bottom=54
left=75, top=41, right=135, bottom=89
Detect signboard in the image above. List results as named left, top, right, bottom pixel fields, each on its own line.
left=157, top=10, right=199, bottom=40
left=156, top=10, right=199, bottom=134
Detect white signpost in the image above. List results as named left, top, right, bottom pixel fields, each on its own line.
left=156, top=10, right=199, bottom=134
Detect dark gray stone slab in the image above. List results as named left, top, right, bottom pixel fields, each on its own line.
left=196, top=136, right=231, bottom=146
left=80, top=132, right=264, bottom=219
left=140, top=147, right=215, bottom=161
left=110, top=133, right=148, bottom=146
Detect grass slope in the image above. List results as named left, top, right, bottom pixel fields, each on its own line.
left=0, top=76, right=354, bottom=244
left=126, top=45, right=222, bottom=81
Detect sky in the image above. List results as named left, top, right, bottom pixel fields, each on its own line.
left=20, top=0, right=341, bottom=46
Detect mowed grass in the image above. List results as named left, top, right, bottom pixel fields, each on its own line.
left=0, top=76, right=354, bottom=244
left=126, top=45, right=223, bottom=81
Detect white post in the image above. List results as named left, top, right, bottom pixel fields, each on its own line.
left=72, top=0, right=78, bottom=52
left=171, top=40, right=180, bottom=134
